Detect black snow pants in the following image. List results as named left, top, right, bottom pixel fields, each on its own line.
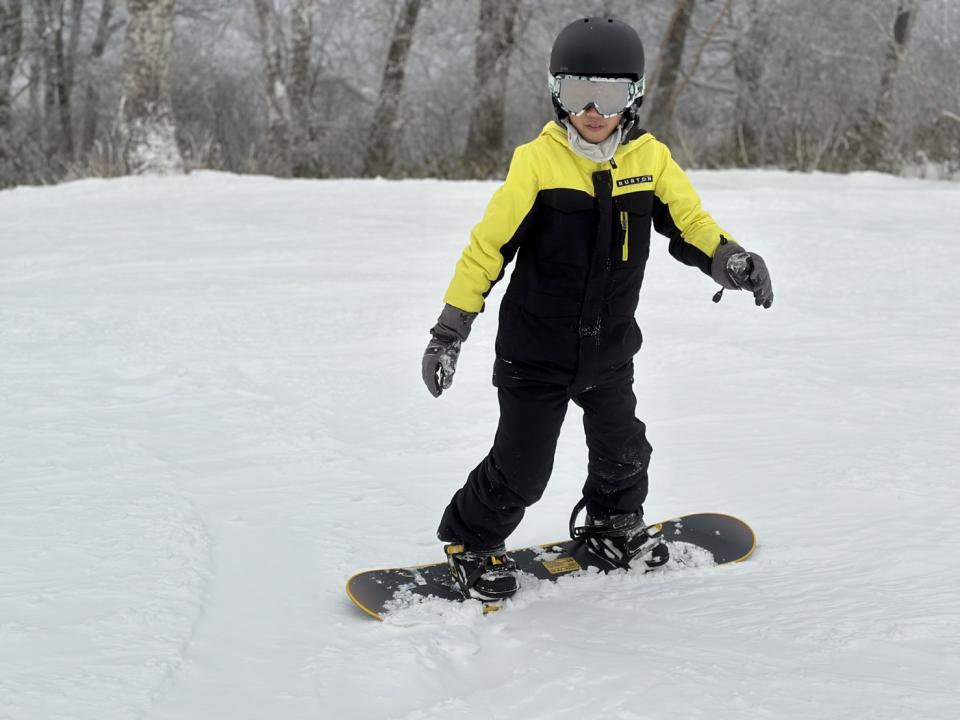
left=436, top=366, right=651, bottom=550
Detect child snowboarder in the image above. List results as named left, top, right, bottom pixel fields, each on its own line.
left=421, top=17, right=773, bottom=601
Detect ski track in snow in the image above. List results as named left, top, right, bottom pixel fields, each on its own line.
left=1, top=171, right=959, bottom=719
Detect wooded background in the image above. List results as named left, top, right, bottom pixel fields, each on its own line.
left=1, top=0, right=957, bottom=189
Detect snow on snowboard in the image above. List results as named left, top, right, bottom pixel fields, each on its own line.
left=346, top=512, right=755, bottom=620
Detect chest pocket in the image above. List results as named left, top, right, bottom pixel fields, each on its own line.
left=537, top=189, right=596, bottom=268
left=614, top=191, right=653, bottom=267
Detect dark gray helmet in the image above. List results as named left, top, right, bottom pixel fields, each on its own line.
left=549, top=17, right=646, bottom=135
left=550, top=17, right=645, bottom=80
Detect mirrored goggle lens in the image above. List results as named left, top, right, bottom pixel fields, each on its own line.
left=554, top=76, right=637, bottom=117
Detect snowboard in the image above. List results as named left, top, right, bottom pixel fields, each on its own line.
left=346, top=512, right=756, bottom=620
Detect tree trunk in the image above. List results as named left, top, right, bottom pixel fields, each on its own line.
left=0, top=0, right=22, bottom=132
left=252, top=0, right=291, bottom=174
left=80, top=0, right=115, bottom=156
left=0, top=0, right=23, bottom=185
left=289, top=0, right=314, bottom=177
left=462, top=0, right=520, bottom=177
left=731, top=0, right=769, bottom=166
left=64, top=0, right=83, bottom=92
left=31, top=0, right=58, bottom=156
left=120, top=0, right=183, bottom=174
left=363, top=0, right=423, bottom=177
left=645, top=0, right=696, bottom=147
left=48, top=0, right=74, bottom=160
left=862, top=0, right=920, bottom=172
left=30, top=0, right=78, bottom=160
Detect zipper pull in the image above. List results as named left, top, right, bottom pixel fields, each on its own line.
left=615, top=197, right=628, bottom=261
left=610, top=157, right=618, bottom=169
left=621, top=210, right=629, bottom=262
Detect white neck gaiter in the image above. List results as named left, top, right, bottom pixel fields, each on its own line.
left=562, top=119, right=622, bottom=163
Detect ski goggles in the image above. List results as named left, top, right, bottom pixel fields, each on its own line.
left=548, top=73, right=645, bottom=118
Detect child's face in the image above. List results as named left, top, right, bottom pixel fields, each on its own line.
left=568, top=107, right=623, bottom=144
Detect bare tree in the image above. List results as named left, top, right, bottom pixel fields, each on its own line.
left=730, top=0, right=771, bottom=166
left=363, top=0, right=423, bottom=177
left=64, top=0, right=81, bottom=87
left=80, top=0, right=117, bottom=157
left=48, top=0, right=75, bottom=159
left=26, top=0, right=87, bottom=162
left=0, top=0, right=22, bottom=183
left=31, top=0, right=57, bottom=156
left=645, top=0, right=696, bottom=147
left=120, top=0, right=182, bottom=174
left=289, top=0, right=315, bottom=176
left=0, top=0, right=22, bottom=134
left=253, top=0, right=291, bottom=173
left=862, top=0, right=921, bottom=171
left=461, top=0, right=520, bottom=177
left=251, top=0, right=316, bottom=176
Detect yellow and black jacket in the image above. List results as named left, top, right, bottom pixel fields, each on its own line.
left=444, top=121, right=734, bottom=390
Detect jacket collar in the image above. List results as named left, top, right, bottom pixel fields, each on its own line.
left=540, top=121, right=650, bottom=166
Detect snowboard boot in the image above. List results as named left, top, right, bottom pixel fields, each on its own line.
left=444, top=543, right=519, bottom=601
left=569, top=498, right=669, bottom=570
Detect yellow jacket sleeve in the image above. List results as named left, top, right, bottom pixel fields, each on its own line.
left=443, top=145, right=540, bottom=313
left=652, top=141, right=735, bottom=274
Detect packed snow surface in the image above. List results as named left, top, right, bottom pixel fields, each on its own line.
left=2, top=170, right=959, bottom=719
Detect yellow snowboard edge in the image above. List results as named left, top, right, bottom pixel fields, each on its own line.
left=345, top=575, right=384, bottom=621
left=703, top=511, right=757, bottom=563
left=733, top=516, right=758, bottom=563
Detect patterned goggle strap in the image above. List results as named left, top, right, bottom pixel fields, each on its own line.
left=548, top=73, right=645, bottom=118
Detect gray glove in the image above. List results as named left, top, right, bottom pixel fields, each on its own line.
left=711, top=240, right=774, bottom=309
left=422, top=304, right=477, bottom=397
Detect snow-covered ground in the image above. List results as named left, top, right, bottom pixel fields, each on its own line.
left=1, top=170, right=958, bottom=720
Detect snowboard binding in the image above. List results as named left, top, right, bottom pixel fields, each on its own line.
left=444, top=543, right=519, bottom=601
left=569, top=497, right=669, bottom=571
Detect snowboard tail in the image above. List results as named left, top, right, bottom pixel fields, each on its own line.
left=346, top=512, right=756, bottom=621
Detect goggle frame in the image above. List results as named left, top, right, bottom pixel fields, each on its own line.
left=548, top=73, right=646, bottom=119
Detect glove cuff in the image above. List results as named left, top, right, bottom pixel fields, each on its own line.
left=711, top=239, right=747, bottom=289
left=434, top=303, right=477, bottom=342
